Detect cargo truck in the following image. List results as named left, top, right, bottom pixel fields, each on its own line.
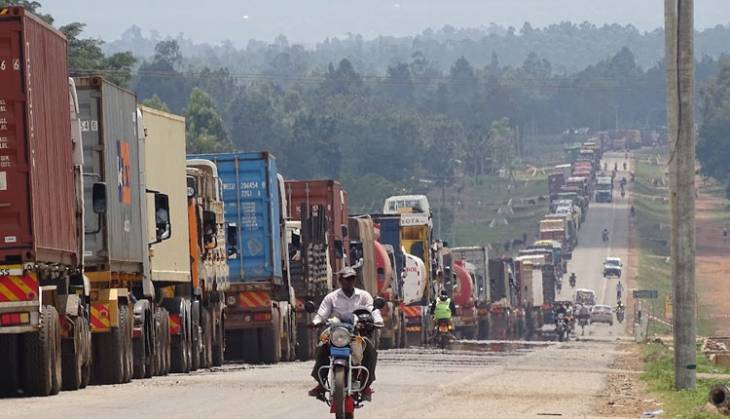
left=451, top=247, right=490, bottom=339
left=382, top=195, right=433, bottom=345
left=193, top=152, right=296, bottom=364
left=77, top=76, right=173, bottom=385
left=514, top=256, right=544, bottom=337
left=595, top=176, right=613, bottom=202
left=286, top=204, right=330, bottom=360
left=186, top=159, right=229, bottom=367
left=487, top=258, right=517, bottom=340
left=450, top=260, right=479, bottom=339
left=0, top=9, right=92, bottom=396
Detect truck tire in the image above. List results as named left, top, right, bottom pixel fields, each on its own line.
left=190, top=313, right=201, bottom=371
left=260, top=311, right=281, bottom=364
left=211, top=314, right=224, bottom=367
left=224, top=329, right=245, bottom=361
left=61, top=317, right=84, bottom=390
left=49, top=307, right=62, bottom=395
left=22, top=305, right=58, bottom=396
left=133, top=316, right=147, bottom=379
left=120, top=304, right=133, bottom=383
left=296, top=325, right=313, bottom=361
left=79, top=318, right=92, bottom=388
left=201, top=309, right=213, bottom=368
left=93, top=304, right=125, bottom=385
left=281, top=313, right=294, bottom=362
left=170, top=333, right=189, bottom=373
left=0, top=334, right=20, bottom=396
left=160, top=309, right=171, bottom=375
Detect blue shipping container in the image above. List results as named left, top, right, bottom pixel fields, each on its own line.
left=189, top=152, right=283, bottom=283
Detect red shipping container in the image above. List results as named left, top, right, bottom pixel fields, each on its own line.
left=0, top=7, right=76, bottom=265
left=284, top=179, right=348, bottom=272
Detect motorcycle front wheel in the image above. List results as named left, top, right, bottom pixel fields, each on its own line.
left=333, top=365, right=348, bottom=419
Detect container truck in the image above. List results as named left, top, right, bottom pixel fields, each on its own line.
left=77, top=76, right=171, bottom=385
left=186, top=159, right=229, bottom=367
left=595, top=176, right=613, bottom=202
left=487, top=258, right=517, bottom=340
left=451, top=247, right=490, bottom=339
left=193, top=152, right=296, bottom=364
left=285, top=180, right=348, bottom=273
left=286, top=204, right=330, bottom=360
left=0, top=8, right=92, bottom=396
left=514, top=256, right=544, bottom=336
left=450, top=260, right=479, bottom=339
left=383, top=195, right=433, bottom=345
left=284, top=180, right=346, bottom=359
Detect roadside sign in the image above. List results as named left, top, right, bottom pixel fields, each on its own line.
left=633, top=289, right=659, bottom=299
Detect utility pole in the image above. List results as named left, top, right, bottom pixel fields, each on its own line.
left=665, top=0, right=697, bottom=390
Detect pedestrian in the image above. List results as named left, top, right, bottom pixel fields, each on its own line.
left=723, top=227, right=728, bottom=242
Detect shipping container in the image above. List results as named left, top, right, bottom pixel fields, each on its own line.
left=192, top=152, right=283, bottom=283
left=76, top=76, right=147, bottom=275
left=285, top=180, right=348, bottom=272
left=141, top=106, right=191, bottom=283
left=0, top=7, right=77, bottom=265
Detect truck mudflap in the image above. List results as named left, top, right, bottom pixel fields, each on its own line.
left=89, top=288, right=126, bottom=332
left=0, top=268, right=38, bottom=302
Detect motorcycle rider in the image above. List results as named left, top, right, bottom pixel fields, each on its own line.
left=616, top=280, right=624, bottom=301
left=615, top=300, right=626, bottom=323
left=429, top=289, right=457, bottom=325
left=602, top=228, right=609, bottom=242
left=308, top=267, right=383, bottom=399
left=569, top=272, right=577, bottom=288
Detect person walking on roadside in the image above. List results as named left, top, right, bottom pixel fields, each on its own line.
left=724, top=227, right=728, bottom=243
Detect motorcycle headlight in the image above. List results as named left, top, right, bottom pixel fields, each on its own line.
left=329, top=328, right=351, bottom=348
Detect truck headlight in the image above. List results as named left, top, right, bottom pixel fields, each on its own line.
left=329, top=328, right=351, bottom=348
left=226, top=296, right=237, bottom=306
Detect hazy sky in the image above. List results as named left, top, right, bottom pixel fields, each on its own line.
left=43, top=0, right=730, bottom=44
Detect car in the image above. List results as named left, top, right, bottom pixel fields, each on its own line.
left=590, top=304, right=614, bottom=326
left=603, top=257, right=622, bottom=278
left=574, top=288, right=596, bottom=307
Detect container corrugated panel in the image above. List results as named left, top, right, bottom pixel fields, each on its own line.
left=76, top=76, right=146, bottom=273
left=0, top=8, right=77, bottom=265
left=141, top=106, right=190, bottom=283
left=190, top=152, right=282, bottom=283
left=284, top=179, right=348, bottom=272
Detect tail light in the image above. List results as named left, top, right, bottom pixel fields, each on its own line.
left=0, top=312, right=30, bottom=327
left=252, top=312, right=272, bottom=322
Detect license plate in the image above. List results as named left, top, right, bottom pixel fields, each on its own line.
left=0, top=265, right=23, bottom=276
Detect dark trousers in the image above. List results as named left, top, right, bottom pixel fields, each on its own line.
left=311, top=337, right=377, bottom=388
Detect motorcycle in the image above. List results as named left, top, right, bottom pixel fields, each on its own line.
left=434, top=318, right=452, bottom=350
left=555, top=312, right=569, bottom=342
left=555, top=279, right=563, bottom=294
left=569, top=274, right=576, bottom=288
left=616, top=306, right=625, bottom=323
left=602, top=230, right=609, bottom=243
left=307, top=298, right=385, bottom=419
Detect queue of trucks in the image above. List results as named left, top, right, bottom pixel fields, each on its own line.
left=0, top=6, right=614, bottom=398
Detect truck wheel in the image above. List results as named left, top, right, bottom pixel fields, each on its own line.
left=260, top=310, right=281, bottom=364
left=201, top=309, right=213, bottom=368
left=93, top=304, right=125, bottom=384
left=0, top=334, right=20, bottom=396
left=191, top=313, right=201, bottom=372
left=61, top=317, right=84, bottom=390
left=211, top=315, right=224, bottom=366
left=280, top=315, right=292, bottom=362
left=22, top=305, right=58, bottom=396
left=296, top=325, right=312, bottom=361
left=79, top=318, right=92, bottom=388
left=160, top=310, right=171, bottom=375
left=133, top=316, right=147, bottom=379
left=49, top=307, right=62, bottom=395
left=120, top=304, right=133, bottom=383
left=170, top=331, right=189, bottom=373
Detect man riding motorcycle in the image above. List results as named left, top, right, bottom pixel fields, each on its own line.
left=308, top=268, right=383, bottom=400
left=602, top=228, right=609, bottom=242
left=429, top=289, right=457, bottom=330
left=616, top=301, right=625, bottom=323
left=569, top=273, right=577, bottom=288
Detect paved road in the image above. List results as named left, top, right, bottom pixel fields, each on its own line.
left=0, top=153, right=632, bottom=418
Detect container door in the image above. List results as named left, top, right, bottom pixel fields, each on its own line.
left=0, top=24, right=31, bottom=256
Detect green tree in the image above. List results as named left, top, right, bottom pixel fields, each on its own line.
left=61, top=22, right=136, bottom=87
left=0, top=1, right=52, bottom=23
left=141, top=94, right=170, bottom=112
left=185, top=88, right=233, bottom=154
left=698, top=55, right=730, bottom=185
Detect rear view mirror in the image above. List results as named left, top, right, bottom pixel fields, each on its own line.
left=154, top=193, right=171, bottom=242
left=373, top=297, right=386, bottom=310
left=341, top=225, right=349, bottom=238
left=92, top=182, right=107, bottom=214
left=304, top=300, right=316, bottom=314
left=226, top=223, right=239, bottom=259
left=186, top=176, right=197, bottom=198
left=203, top=211, right=217, bottom=236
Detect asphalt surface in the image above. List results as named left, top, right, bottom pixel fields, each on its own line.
left=0, top=153, right=632, bottom=419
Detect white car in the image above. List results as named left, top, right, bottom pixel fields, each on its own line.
left=603, top=257, right=622, bottom=278
left=590, top=305, right=614, bottom=326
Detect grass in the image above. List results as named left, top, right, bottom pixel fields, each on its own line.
left=642, top=344, right=725, bottom=418
left=437, top=171, right=549, bottom=247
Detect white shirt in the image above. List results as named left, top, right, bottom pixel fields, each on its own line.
left=313, top=287, right=384, bottom=326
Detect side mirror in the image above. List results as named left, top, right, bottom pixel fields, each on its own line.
left=92, top=182, right=107, bottom=214
left=341, top=224, right=349, bottom=238
left=186, top=176, right=197, bottom=198
left=334, top=240, right=344, bottom=258
left=154, top=193, right=171, bottom=242
left=304, top=300, right=316, bottom=314
left=226, top=223, right=239, bottom=259
left=373, top=297, right=386, bottom=310
left=203, top=210, right=217, bottom=236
